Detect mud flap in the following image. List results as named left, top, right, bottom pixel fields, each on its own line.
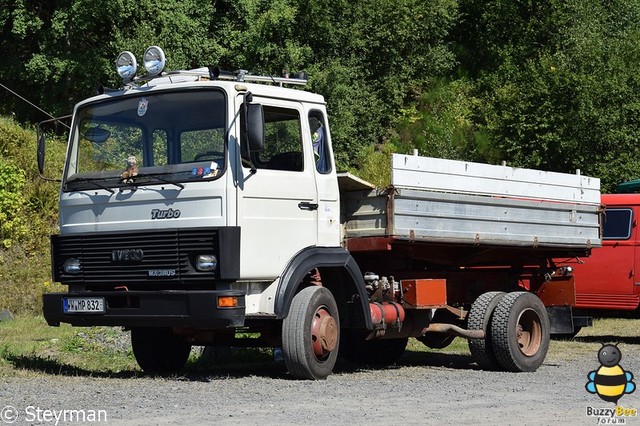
left=546, top=306, right=592, bottom=334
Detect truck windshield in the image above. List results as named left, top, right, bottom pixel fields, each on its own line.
left=64, top=89, right=227, bottom=191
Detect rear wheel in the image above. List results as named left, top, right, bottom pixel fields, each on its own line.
left=131, top=328, right=192, bottom=374
left=467, top=291, right=506, bottom=370
left=490, top=292, right=550, bottom=372
left=282, top=286, right=340, bottom=380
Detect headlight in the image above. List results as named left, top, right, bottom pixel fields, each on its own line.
left=116, top=51, right=137, bottom=82
left=63, top=258, right=82, bottom=274
left=143, top=46, right=166, bottom=76
left=196, top=254, right=218, bottom=272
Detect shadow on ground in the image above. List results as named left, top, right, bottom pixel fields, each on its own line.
left=574, top=335, right=640, bottom=345
left=4, top=353, right=140, bottom=379
left=4, top=348, right=480, bottom=381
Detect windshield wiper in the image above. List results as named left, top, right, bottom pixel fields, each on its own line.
left=65, top=177, right=115, bottom=194
left=133, top=173, right=185, bottom=190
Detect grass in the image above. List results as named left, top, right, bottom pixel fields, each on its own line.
left=548, top=317, right=640, bottom=362
left=0, top=316, right=138, bottom=378
left=0, top=316, right=638, bottom=378
left=0, top=316, right=277, bottom=378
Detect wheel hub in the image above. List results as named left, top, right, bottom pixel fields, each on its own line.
left=516, top=308, right=542, bottom=356
left=311, top=308, right=338, bottom=358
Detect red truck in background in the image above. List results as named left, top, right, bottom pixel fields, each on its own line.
left=560, top=181, right=640, bottom=332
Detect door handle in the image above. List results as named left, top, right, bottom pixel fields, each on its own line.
left=298, top=202, right=318, bottom=211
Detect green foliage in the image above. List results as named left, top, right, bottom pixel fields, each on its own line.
left=0, top=0, right=459, bottom=171
left=0, top=160, right=27, bottom=248
left=391, top=78, right=495, bottom=163
left=350, top=142, right=398, bottom=187
left=0, top=117, right=66, bottom=314
left=0, top=0, right=223, bottom=120
left=456, top=0, right=640, bottom=191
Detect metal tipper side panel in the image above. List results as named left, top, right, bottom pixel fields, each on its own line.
left=390, top=188, right=601, bottom=248
left=341, top=154, right=602, bottom=249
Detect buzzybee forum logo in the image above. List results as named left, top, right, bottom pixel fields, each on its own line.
left=586, top=344, right=636, bottom=403
left=584, top=343, right=637, bottom=423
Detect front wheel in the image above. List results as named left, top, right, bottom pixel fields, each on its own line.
left=282, top=286, right=340, bottom=380
left=131, top=328, right=192, bottom=374
left=490, top=292, right=550, bottom=372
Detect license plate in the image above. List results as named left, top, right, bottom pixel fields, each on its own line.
left=63, top=297, right=105, bottom=313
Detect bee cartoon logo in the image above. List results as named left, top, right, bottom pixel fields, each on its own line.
left=585, top=343, right=636, bottom=403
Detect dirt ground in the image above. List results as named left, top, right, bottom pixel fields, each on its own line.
left=2, top=335, right=639, bottom=425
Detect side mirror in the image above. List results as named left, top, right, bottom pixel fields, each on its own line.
left=37, top=130, right=46, bottom=176
left=245, top=102, right=264, bottom=153
left=36, top=115, right=70, bottom=182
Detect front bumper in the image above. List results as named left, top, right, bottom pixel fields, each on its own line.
left=43, top=290, right=245, bottom=328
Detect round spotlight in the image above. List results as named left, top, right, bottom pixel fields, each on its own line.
left=143, top=46, right=166, bottom=76
left=116, top=51, right=137, bottom=82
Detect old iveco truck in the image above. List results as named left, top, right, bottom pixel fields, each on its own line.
left=38, top=46, right=602, bottom=379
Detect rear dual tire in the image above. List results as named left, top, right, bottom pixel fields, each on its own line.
left=468, top=291, right=550, bottom=372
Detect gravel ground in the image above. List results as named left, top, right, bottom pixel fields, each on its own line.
left=2, top=339, right=640, bottom=425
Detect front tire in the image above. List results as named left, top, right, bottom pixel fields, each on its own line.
left=282, top=286, right=340, bottom=380
left=490, top=292, right=550, bottom=372
left=131, top=328, right=192, bottom=374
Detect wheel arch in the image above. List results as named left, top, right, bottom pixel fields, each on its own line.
left=274, top=246, right=373, bottom=330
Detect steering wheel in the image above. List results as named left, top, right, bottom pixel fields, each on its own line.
left=194, top=151, right=224, bottom=162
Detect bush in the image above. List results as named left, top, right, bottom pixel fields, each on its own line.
left=0, top=161, right=28, bottom=248
left=0, top=116, right=66, bottom=314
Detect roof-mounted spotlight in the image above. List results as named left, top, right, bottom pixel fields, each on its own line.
left=143, top=46, right=166, bottom=76
left=116, top=51, right=137, bottom=82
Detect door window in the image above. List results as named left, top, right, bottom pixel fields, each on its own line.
left=309, top=111, right=331, bottom=174
left=243, top=106, right=304, bottom=172
left=602, top=208, right=633, bottom=240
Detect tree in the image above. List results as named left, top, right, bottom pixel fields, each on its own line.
left=0, top=0, right=221, bottom=120
left=455, top=0, right=640, bottom=191
left=0, top=0, right=459, bottom=170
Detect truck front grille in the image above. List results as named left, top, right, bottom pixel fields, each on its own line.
left=52, top=228, right=224, bottom=287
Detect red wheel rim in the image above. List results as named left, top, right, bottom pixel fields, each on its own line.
left=516, top=308, right=542, bottom=356
left=311, top=307, right=338, bottom=359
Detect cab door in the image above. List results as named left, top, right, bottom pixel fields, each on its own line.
left=236, top=96, right=318, bottom=279
left=307, top=108, right=340, bottom=247
left=574, top=204, right=638, bottom=309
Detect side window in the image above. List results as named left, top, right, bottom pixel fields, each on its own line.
left=243, top=105, right=303, bottom=172
left=309, top=111, right=331, bottom=174
left=603, top=208, right=633, bottom=240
